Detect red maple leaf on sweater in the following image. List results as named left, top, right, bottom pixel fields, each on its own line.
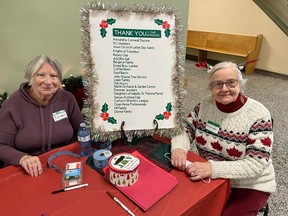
left=211, top=141, right=223, bottom=151
left=226, top=147, right=243, bottom=158
left=192, top=119, right=197, bottom=126
left=261, top=137, right=272, bottom=147
left=247, top=138, right=256, bottom=145
left=196, top=135, right=206, bottom=145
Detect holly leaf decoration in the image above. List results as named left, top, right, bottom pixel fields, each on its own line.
left=107, top=18, right=116, bottom=25
left=164, top=28, right=171, bottom=38
left=166, top=102, right=172, bottom=112
left=101, top=103, right=109, bottom=113
left=108, top=117, right=117, bottom=124
left=100, top=28, right=107, bottom=38
left=100, top=103, right=117, bottom=124
left=154, top=19, right=163, bottom=25
left=155, top=114, right=164, bottom=120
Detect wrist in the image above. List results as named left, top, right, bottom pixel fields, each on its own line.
left=19, top=155, right=30, bottom=165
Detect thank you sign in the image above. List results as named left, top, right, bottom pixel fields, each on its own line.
left=81, top=3, right=185, bottom=140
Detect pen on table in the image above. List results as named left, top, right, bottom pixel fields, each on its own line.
left=106, top=191, right=135, bottom=216
left=52, top=183, right=88, bottom=194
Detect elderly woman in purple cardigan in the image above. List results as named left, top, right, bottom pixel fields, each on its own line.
left=0, top=55, right=83, bottom=177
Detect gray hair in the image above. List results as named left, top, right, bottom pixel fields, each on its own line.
left=209, top=61, right=247, bottom=92
left=24, top=54, right=62, bottom=85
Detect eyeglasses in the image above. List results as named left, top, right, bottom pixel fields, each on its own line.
left=210, top=79, right=239, bottom=90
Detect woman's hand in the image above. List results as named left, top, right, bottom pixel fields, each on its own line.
left=171, top=148, right=187, bottom=170
left=186, top=161, right=212, bottom=181
left=19, top=155, right=43, bottom=177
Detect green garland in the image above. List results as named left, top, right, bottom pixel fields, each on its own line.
left=0, top=92, right=8, bottom=109
left=62, top=76, right=83, bottom=92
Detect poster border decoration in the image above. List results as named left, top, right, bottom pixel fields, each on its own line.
left=80, top=1, right=186, bottom=142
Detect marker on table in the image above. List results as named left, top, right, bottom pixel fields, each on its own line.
left=52, top=183, right=88, bottom=194
left=106, top=191, right=135, bottom=216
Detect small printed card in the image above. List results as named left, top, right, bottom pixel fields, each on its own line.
left=63, top=162, right=83, bottom=187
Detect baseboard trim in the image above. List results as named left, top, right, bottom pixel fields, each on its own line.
left=185, top=54, right=198, bottom=62
left=185, top=54, right=288, bottom=80
left=254, top=68, right=288, bottom=80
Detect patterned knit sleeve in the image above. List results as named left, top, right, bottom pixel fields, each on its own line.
left=209, top=118, right=274, bottom=179
left=185, top=103, right=200, bottom=141
left=171, top=103, right=200, bottom=153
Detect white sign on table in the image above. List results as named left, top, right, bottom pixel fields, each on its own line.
left=81, top=3, right=186, bottom=141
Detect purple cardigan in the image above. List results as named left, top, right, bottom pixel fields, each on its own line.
left=0, top=83, right=83, bottom=165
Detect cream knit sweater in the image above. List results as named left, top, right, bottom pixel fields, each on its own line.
left=171, top=96, right=276, bottom=193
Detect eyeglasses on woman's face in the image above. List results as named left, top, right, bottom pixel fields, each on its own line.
left=210, top=79, right=239, bottom=90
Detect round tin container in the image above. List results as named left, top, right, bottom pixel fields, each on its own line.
left=108, top=153, right=140, bottom=187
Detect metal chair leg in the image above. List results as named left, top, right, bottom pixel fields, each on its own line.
left=259, top=202, right=269, bottom=216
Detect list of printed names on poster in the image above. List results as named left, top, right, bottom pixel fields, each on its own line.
left=112, top=36, right=164, bottom=114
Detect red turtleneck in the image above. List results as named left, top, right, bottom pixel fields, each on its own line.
left=216, top=93, right=247, bottom=113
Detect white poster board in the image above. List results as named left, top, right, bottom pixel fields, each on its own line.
left=81, top=3, right=186, bottom=141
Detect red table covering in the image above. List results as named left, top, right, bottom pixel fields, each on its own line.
left=0, top=142, right=230, bottom=216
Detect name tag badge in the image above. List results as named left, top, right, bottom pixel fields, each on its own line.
left=53, top=110, right=68, bottom=122
left=206, top=120, right=220, bottom=134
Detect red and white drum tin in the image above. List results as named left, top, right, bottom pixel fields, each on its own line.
left=108, top=153, right=140, bottom=187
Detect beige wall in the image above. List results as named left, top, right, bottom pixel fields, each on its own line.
left=0, top=0, right=189, bottom=94
left=188, top=0, right=288, bottom=75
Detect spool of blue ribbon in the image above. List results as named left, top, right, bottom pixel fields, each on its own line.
left=94, top=140, right=112, bottom=150
left=93, top=149, right=112, bottom=169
